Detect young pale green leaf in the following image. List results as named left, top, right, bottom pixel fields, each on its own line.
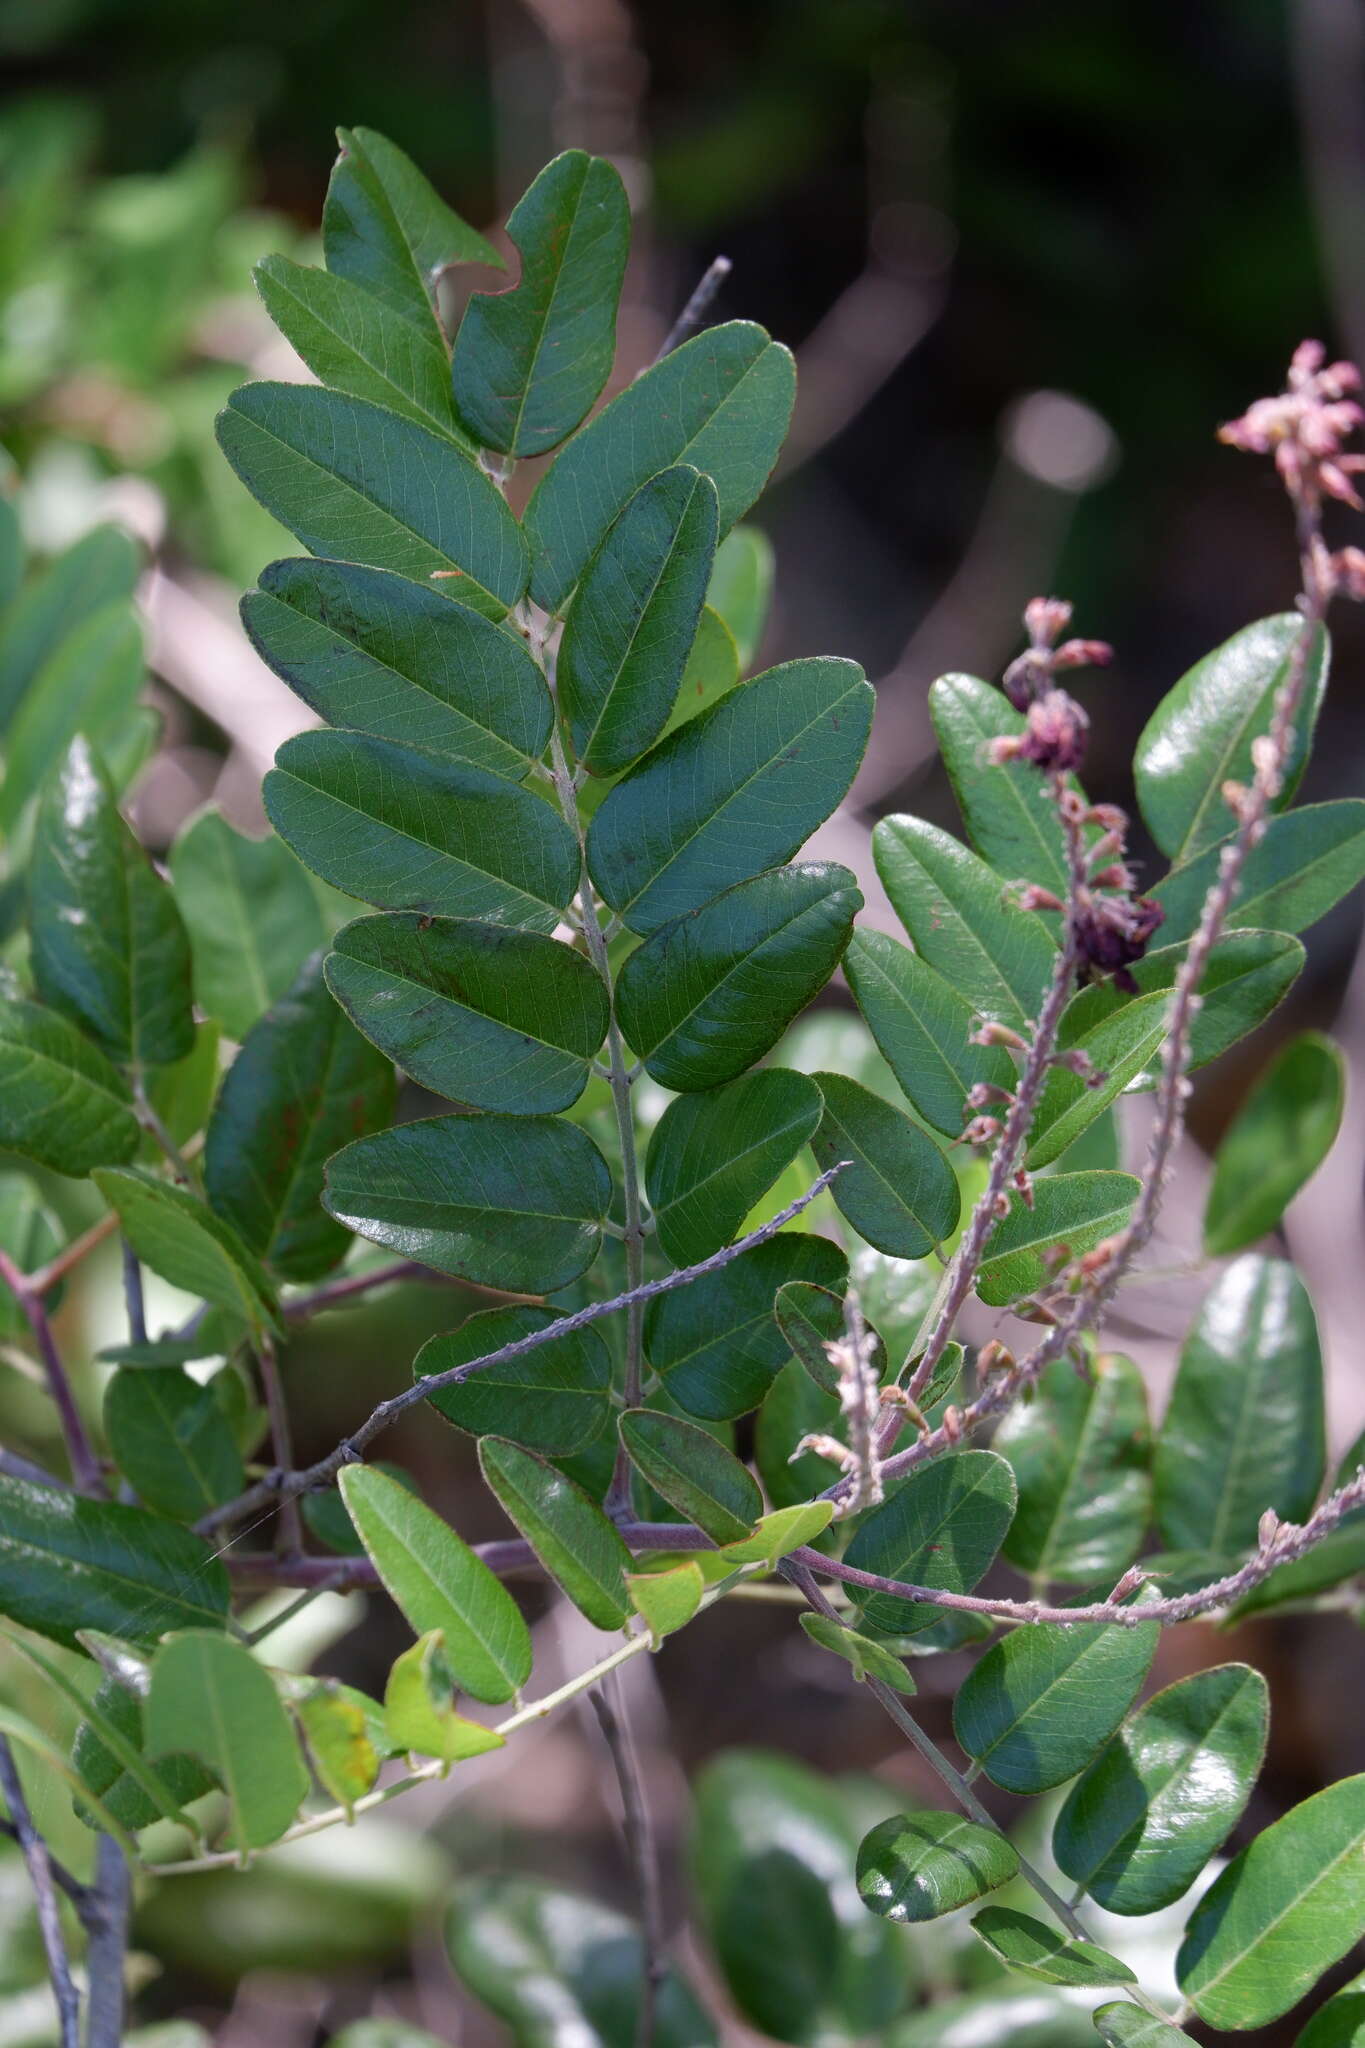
left=326, top=914, right=607, bottom=1115
left=1054, top=1663, right=1268, bottom=1915
left=266, top=730, right=578, bottom=932
left=996, top=1352, right=1151, bottom=1585
left=0, top=602, right=144, bottom=836
left=856, top=1811, right=1017, bottom=1922
left=954, top=1612, right=1159, bottom=1794
left=560, top=466, right=718, bottom=775
left=1204, top=1032, right=1345, bottom=1256
left=339, top=1464, right=532, bottom=1701
left=1295, top=1973, right=1365, bottom=2046
left=289, top=1678, right=383, bottom=1811
left=146, top=1630, right=308, bottom=1851
left=616, top=863, right=860, bottom=1093
left=414, top=1305, right=611, bottom=1454
left=323, top=125, right=499, bottom=335
left=104, top=1367, right=244, bottom=1522
left=842, top=927, right=1014, bottom=1138
left=648, top=1233, right=847, bottom=1420
left=0, top=995, right=139, bottom=1175
left=646, top=1068, right=823, bottom=1266
left=478, top=1437, right=631, bottom=1630
left=707, top=526, right=774, bottom=671
left=30, top=735, right=193, bottom=1068
left=627, top=1562, right=705, bottom=1643
left=0, top=1173, right=64, bottom=1337
left=619, top=1409, right=762, bottom=1543
left=93, top=1167, right=280, bottom=1338
left=809, top=1069, right=960, bottom=1259
left=1093, top=2006, right=1199, bottom=2046
left=1154, top=1255, right=1324, bottom=1554
left=525, top=321, right=795, bottom=611
left=0, top=1474, right=229, bottom=1648
left=254, top=256, right=469, bottom=440
left=843, top=1450, right=1018, bottom=1636
left=204, top=951, right=395, bottom=1281
left=324, top=1112, right=611, bottom=1291
left=718, top=1500, right=834, bottom=1566
left=971, top=1908, right=1135, bottom=1989
left=873, top=815, right=1057, bottom=1028
left=799, top=1614, right=916, bottom=1693
left=589, top=658, right=872, bottom=935
left=169, top=808, right=340, bottom=1043
left=452, top=150, right=629, bottom=457
left=1154, top=799, right=1365, bottom=946
left=1177, top=1775, right=1365, bottom=2030
left=930, top=673, right=1074, bottom=895
left=1135, top=615, right=1328, bottom=862
left=72, top=1676, right=218, bottom=1835
left=242, top=558, right=553, bottom=778
left=975, top=1172, right=1140, bottom=1308
left=216, top=384, right=528, bottom=619
left=0, top=523, right=139, bottom=733
left=656, top=604, right=741, bottom=742
left=384, top=1632, right=507, bottom=1763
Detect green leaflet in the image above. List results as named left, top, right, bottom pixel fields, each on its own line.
left=414, top=1305, right=612, bottom=1455
left=890, top=1992, right=1096, bottom=2047
left=646, top=1068, right=824, bottom=1266
left=757, top=1357, right=844, bottom=1507
left=339, top=1464, right=532, bottom=1701
left=524, top=320, right=796, bottom=611
left=451, top=149, right=629, bottom=457
left=146, top=1630, right=309, bottom=1852
left=619, top=1409, right=762, bottom=1543
left=478, top=1437, right=632, bottom=1630
left=1092, top=2006, right=1199, bottom=2046
left=953, top=1611, right=1159, bottom=1794
left=1153, top=799, right=1365, bottom=945
left=974, top=1172, right=1141, bottom=1307
left=384, top=1632, right=507, bottom=1763
left=657, top=604, right=742, bottom=742
left=1054, top=1663, right=1268, bottom=1915
left=842, top=927, right=1014, bottom=1138
left=323, top=1113, right=612, bottom=1292
left=1296, top=1973, right=1365, bottom=2046
left=616, top=863, right=860, bottom=1093
left=0, top=602, right=145, bottom=837
left=1154, top=1255, right=1325, bottom=1554
left=855, top=1811, right=1018, bottom=1922
left=1204, top=1032, right=1345, bottom=1255
left=930, top=672, right=1074, bottom=894
left=873, top=814, right=1057, bottom=1028
left=0, top=523, right=139, bottom=734
left=242, top=558, right=553, bottom=778
left=72, top=1676, right=218, bottom=1835
left=707, top=526, right=775, bottom=671
left=808, top=1069, right=960, bottom=1259
left=560, top=465, right=718, bottom=775
left=996, top=1352, right=1151, bottom=1585
left=589, top=657, right=872, bottom=934
left=216, top=383, right=528, bottom=619
left=1177, top=1775, right=1365, bottom=2030
left=1232, top=1428, right=1365, bottom=1617
left=0, top=994, right=140, bottom=1175
left=289, top=1677, right=384, bottom=1810
left=798, top=1614, right=915, bottom=1691
left=104, top=1367, right=244, bottom=1522
left=773, top=1279, right=886, bottom=1396
left=648, top=1232, right=848, bottom=1421
left=0, top=1473, right=229, bottom=1648
left=843, top=1450, right=1018, bottom=1636
left=168, top=808, right=342, bottom=1043
left=628, top=1562, right=705, bottom=1643
left=971, top=1908, right=1135, bottom=1989
left=93, top=1167, right=281, bottom=1339
left=326, top=914, right=608, bottom=1115
left=0, top=1172, right=63, bottom=1337
left=323, top=124, right=499, bottom=335
left=1135, top=614, right=1328, bottom=862
left=264, top=729, right=579, bottom=931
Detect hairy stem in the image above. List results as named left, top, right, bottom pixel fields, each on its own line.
left=0, top=1736, right=81, bottom=2048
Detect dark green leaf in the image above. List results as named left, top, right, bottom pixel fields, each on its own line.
left=0, top=524, right=139, bottom=733
left=1093, top=2005, right=1199, bottom=2046
left=646, top=1068, right=823, bottom=1265
left=856, top=1811, right=1018, bottom=1922
left=323, top=124, right=499, bottom=333
left=843, top=928, right=1014, bottom=1138
left=1296, top=1973, right=1365, bottom=2046
left=843, top=1450, right=1017, bottom=1636
left=323, top=1112, right=611, bottom=1291
left=0, top=1473, right=229, bottom=1648
left=648, top=1232, right=847, bottom=1420
left=996, top=1352, right=1151, bottom=1585
left=1054, top=1663, right=1268, bottom=1915
left=1153, top=800, right=1365, bottom=946
left=415, top=1305, right=611, bottom=1454
left=242, top=558, right=553, bottom=777
left=265, top=729, right=579, bottom=931
left=72, top=1677, right=218, bottom=1835
left=452, top=150, right=629, bottom=457
left=954, top=1610, right=1158, bottom=1793
left=146, top=1630, right=309, bottom=1851
left=1204, top=1033, right=1345, bottom=1256
left=809, top=1069, right=960, bottom=1259
left=104, top=1367, right=244, bottom=1522
left=1177, top=1775, right=1365, bottom=2029
left=873, top=815, right=1057, bottom=1028
left=0, top=602, right=144, bottom=837
left=1154, top=1255, right=1324, bottom=1553
left=657, top=604, right=741, bottom=741
left=1232, top=1429, right=1365, bottom=1618
left=339, top=1463, right=532, bottom=1700
left=216, top=384, right=528, bottom=619
left=142, top=1019, right=221, bottom=1156
left=773, top=1279, right=887, bottom=1396
left=930, top=673, right=1074, bottom=894
left=479, top=1437, right=631, bottom=1629
left=756, top=1357, right=843, bottom=1506
left=975, top=1172, right=1140, bottom=1308
left=619, top=1409, right=761, bottom=1542
left=1135, top=616, right=1328, bottom=862
left=93, top=1167, right=280, bottom=1338
left=525, top=321, right=795, bottom=611
left=326, top=914, right=607, bottom=1114
left=707, top=526, right=774, bottom=671
left=971, top=1908, right=1135, bottom=1989
left=0, top=996, right=139, bottom=1174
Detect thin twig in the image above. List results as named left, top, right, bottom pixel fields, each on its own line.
left=255, top=1333, right=303, bottom=1558
left=0, top=1737, right=81, bottom=2048
left=0, top=1820, right=88, bottom=1911
left=0, top=1446, right=70, bottom=1490
left=26, top=1210, right=120, bottom=1297
left=121, top=1240, right=147, bottom=1348
left=282, top=1259, right=466, bottom=1320
left=654, top=256, right=731, bottom=361
left=83, top=1834, right=131, bottom=2048
left=588, top=1679, right=666, bottom=2048
left=0, top=1249, right=105, bottom=1496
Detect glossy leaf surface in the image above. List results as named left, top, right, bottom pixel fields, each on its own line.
left=842, top=928, right=1013, bottom=1137
left=646, top=1068, right=823, bottom=1266
left=843, top=1450, right=1017, bottom=1636
left=855, top=1811, right=1018, bottom=1922
left=954, top=1612, right=1158, bottom=1793
left=971, top=1908, right=1135, bottom=1988
left=0, top=995, right=139, bottom=1174
left=809, top=1069, right=959, bottom=1258
left=647, top=1232, right=847, bottom=1420
left=974, top=1172, right=1140, bottom=1307
left=1204, top=1032, right=1344, bottom=1255
left=996, top=1352, right=1151, bottom=1585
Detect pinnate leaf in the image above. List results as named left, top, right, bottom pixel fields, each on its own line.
left=971, top=1907, right=1135, bottom=1989
left=974, top=1172, right=1140, bottom=1307
left=843, top=927, right=1013, bottom=1138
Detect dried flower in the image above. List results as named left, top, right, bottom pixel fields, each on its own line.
left=1073, top=888, right=1165, bottom=994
